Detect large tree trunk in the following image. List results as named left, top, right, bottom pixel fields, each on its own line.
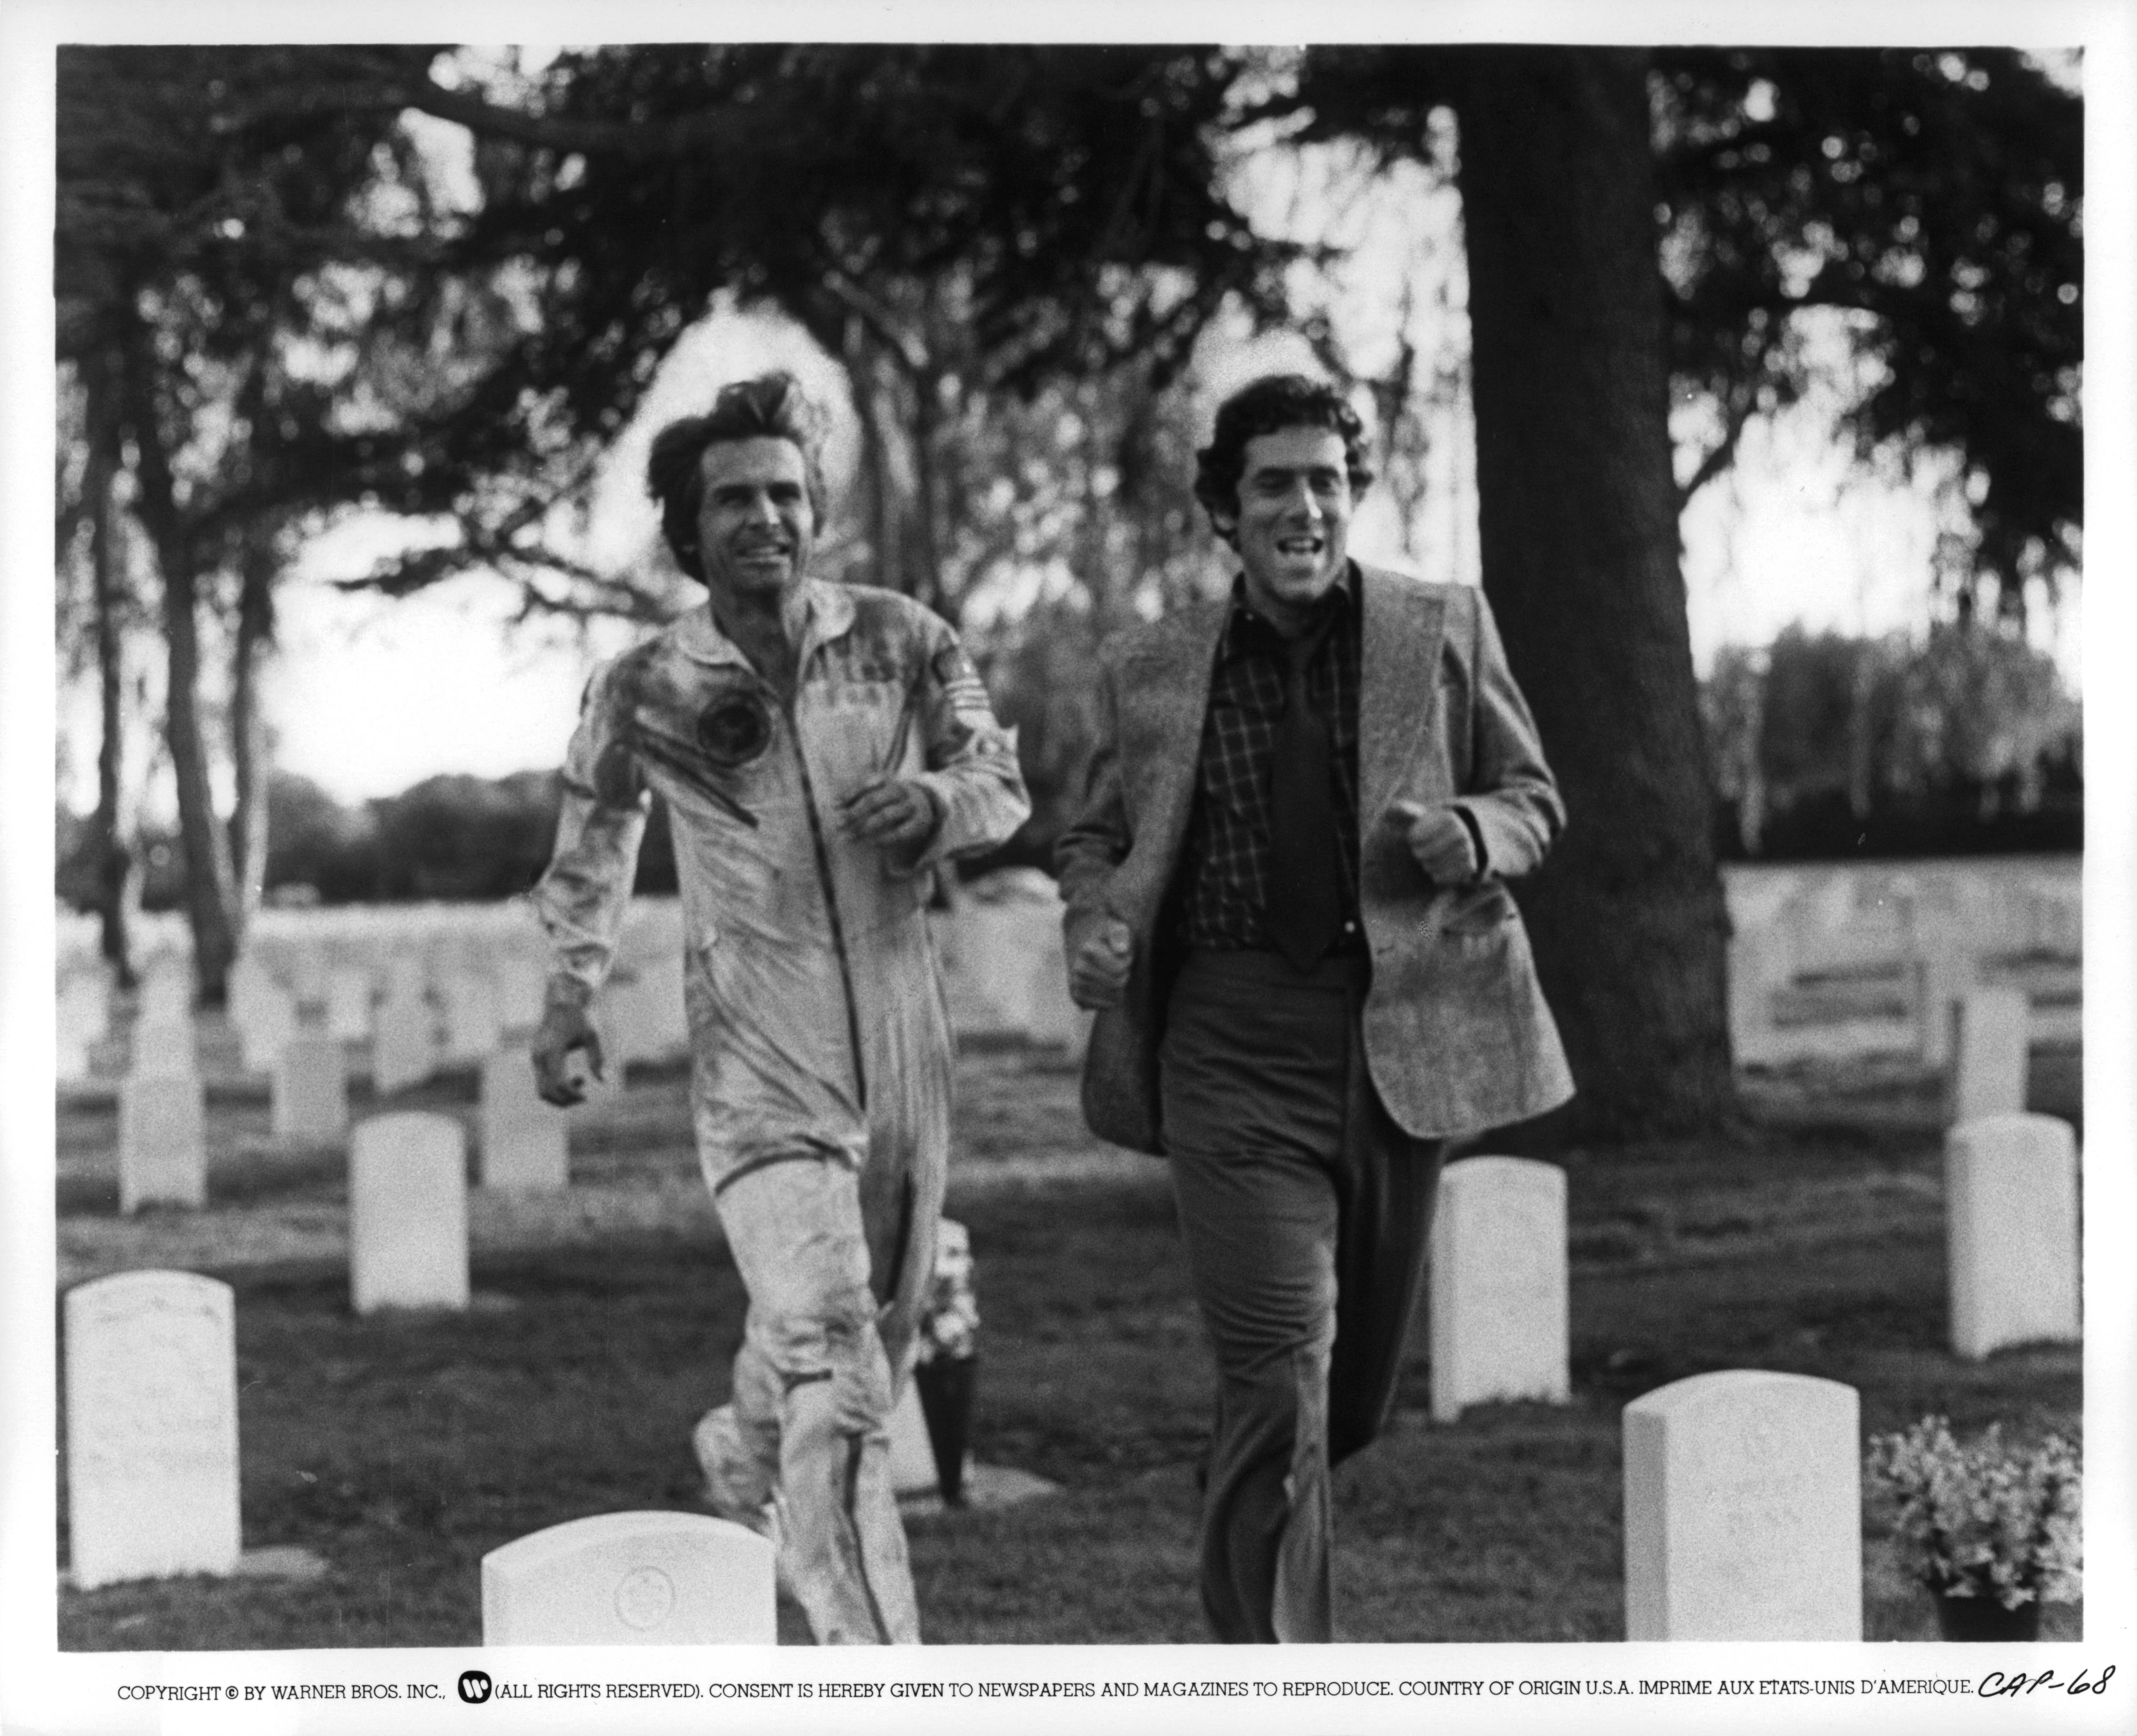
left=82, top=356, right=137, bottom=989
left=1452, top=47, right=1736, bottom=1135
left=229, top=533, right=277, bottom=943
left=119, top=323, right=238, bottom=1007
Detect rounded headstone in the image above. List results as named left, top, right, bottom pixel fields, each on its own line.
left=64, top=1271, right=241, bottom=1589
left=481, top=1512, right=774, bottom=1645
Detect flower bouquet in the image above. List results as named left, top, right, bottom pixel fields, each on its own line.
left=912, top=1219, right=979, bottom=1504
left=1865, top=1416, right=2081, bottom=1642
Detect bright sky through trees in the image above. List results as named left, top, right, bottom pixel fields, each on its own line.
left=50, top=64, right=2083, bottom=813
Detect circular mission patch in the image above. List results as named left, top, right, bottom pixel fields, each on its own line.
left=695, top=691, right=775, bottom=767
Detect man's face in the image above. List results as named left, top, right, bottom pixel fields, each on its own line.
left=1227, top=426, right=1355, bottom=623
left=694, top=436, right=816, bottom=605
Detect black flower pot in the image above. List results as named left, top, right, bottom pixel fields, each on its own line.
left=1935, top=1589, right=2043, bottom=1642
left=913, top=1355, right=977, bottom=1506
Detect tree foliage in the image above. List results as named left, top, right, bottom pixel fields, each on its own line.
left=311, top=44, right=1301, bottom=612
left=1290, top=45, right=2082, bottom=614
left=1651, top=48, right=2080, bottom=608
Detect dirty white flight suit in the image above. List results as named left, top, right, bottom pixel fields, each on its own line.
left=532, top=578, right=1029, bottom=1643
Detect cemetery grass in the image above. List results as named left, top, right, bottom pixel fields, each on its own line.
left=57, top=1043, right=2082, bottom=1649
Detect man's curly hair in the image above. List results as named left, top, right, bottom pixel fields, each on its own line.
left=645, top=372, right=829, bottom=581
left=1192, top=374, right=1375, bottom=541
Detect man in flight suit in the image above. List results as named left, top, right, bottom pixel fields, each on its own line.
left=532, top=373, right=1029, bottom=1643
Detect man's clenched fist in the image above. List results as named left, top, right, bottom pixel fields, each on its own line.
left=1069, top=916, right=1136, bottom=1009
left=1390, top=800, right=1480, bottom=886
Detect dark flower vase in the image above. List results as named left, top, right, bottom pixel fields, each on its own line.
left=913, top=1355, right=977, bottom=1506
left=1935, top=1590, right=2043, bottom=1642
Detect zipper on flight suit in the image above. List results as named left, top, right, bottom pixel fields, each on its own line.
left=787, top=680, right=870, bottom=1112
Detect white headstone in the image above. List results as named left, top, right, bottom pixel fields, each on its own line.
left=273, top=1031, right=349, bottom=1143
left=1946, top=1113, right=2081, bottom=1360
left=64, top=1271, right=241, bottom=1589
left=118, top=1073, right=207, bottom=1212
left=601, top=974, right=660, bottom=1069
left=130, top=1015, right=196, bottom=1080
left=1950, top=985, right=2029, bottom=1125
left=1024, top=925, right=1087, bottom=1050
left=1429, top=1157, right=1570, bottom=1422
left=1726, top=921, right=1789, bottom=1063
left=479, top=1051, right=570, bottom=1192
left=237, top=979, right=297, bottom=1075
left=493, top=955, right=548, bottom=1037
left=1623, top=1370, right=1861, bottom=1641
left=633, top=953, right=690, bottom=1058
left=326, top=965, right=374, bottom=1042
left=2027, top=881, right=2081, bottom=959
left=58, top=972, right=108, bottom=1080
left=887, top=1381, right=939, bottom=1495
left=482, top=1512, right=775, bottom=1645
left=1913, top=917, right=1975, bottom=1069
left=441, top=971, right=504, bottom=1064
left=140, top=962, right=191, bottom=1027
left=349, top=1112, right=469, bottom=1313
left=371, top=980, right=436, bottom=1094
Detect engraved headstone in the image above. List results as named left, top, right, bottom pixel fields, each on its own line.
left=1429, top=1156, right=1570, bottom=1422
left=479, top=1050, right=570, bottom=1192
left=273, top=1031, right=349, bottom=1143
left=349, top=1112, right=469, bottom=1313
left=64, top=1271, right=241, bottom=1589
left=1950, top=985, right=2030, bottom=1125
left=1623, top=1370, right=1861, bottom=1640
left=118, top=1073, right=207, bottom=1212
left=1946, top=1113, right=2081, bottom=1360
left=482, top=1512, right=775, bottom=1645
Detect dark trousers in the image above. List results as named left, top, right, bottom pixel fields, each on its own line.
left=1159, top=948, right=1443, bottom=1643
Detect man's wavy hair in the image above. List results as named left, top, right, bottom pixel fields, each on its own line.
left=1192, top=374, right=1375, bottom=543
left=645, top=372, right=829, bottom=581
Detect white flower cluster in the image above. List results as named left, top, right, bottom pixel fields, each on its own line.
left=916, top=1218, right=979, bottom=1364
left=1866, top=1416, right=2082, bottom=1610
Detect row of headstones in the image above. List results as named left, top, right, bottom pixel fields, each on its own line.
left=53, top=1266, right=1878, bottom=1642
left=1748, top=868, right=2079, bottom=978
left=1431, top=1115, right=2079, bottom=1426
left=120, top=1056, right=574, bottom=1219
left=65, top=866, right=1084, bottom=1089
left=1733, top=920, right=2045, bottom=1119
left=60, top=943, right=691, bottom=1088
left=71, top=1119, right=2077, bottom=1622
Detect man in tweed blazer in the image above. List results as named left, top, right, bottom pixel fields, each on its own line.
left=1056, top=374, right=1572, bottom=1642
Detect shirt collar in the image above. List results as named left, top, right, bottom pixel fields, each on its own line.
left=1222, top=561, right=1357, bottom=657
left=673, top=577, right=855, bottom=666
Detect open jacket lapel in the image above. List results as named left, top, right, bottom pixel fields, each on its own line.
left=1358, top=563, right=1447, bottom=825
left=1114, top=597, right=1225, bottom=872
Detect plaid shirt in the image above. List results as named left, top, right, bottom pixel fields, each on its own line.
left=1173, top=567, right=1363, bottom=952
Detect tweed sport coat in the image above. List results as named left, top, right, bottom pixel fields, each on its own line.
left=1056, top=562, right=1576, bottom=1154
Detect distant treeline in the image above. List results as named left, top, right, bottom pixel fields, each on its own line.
left=1703, top=624, right=2080, bottom=861
left=54, top=621, right=2078, bottom=913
